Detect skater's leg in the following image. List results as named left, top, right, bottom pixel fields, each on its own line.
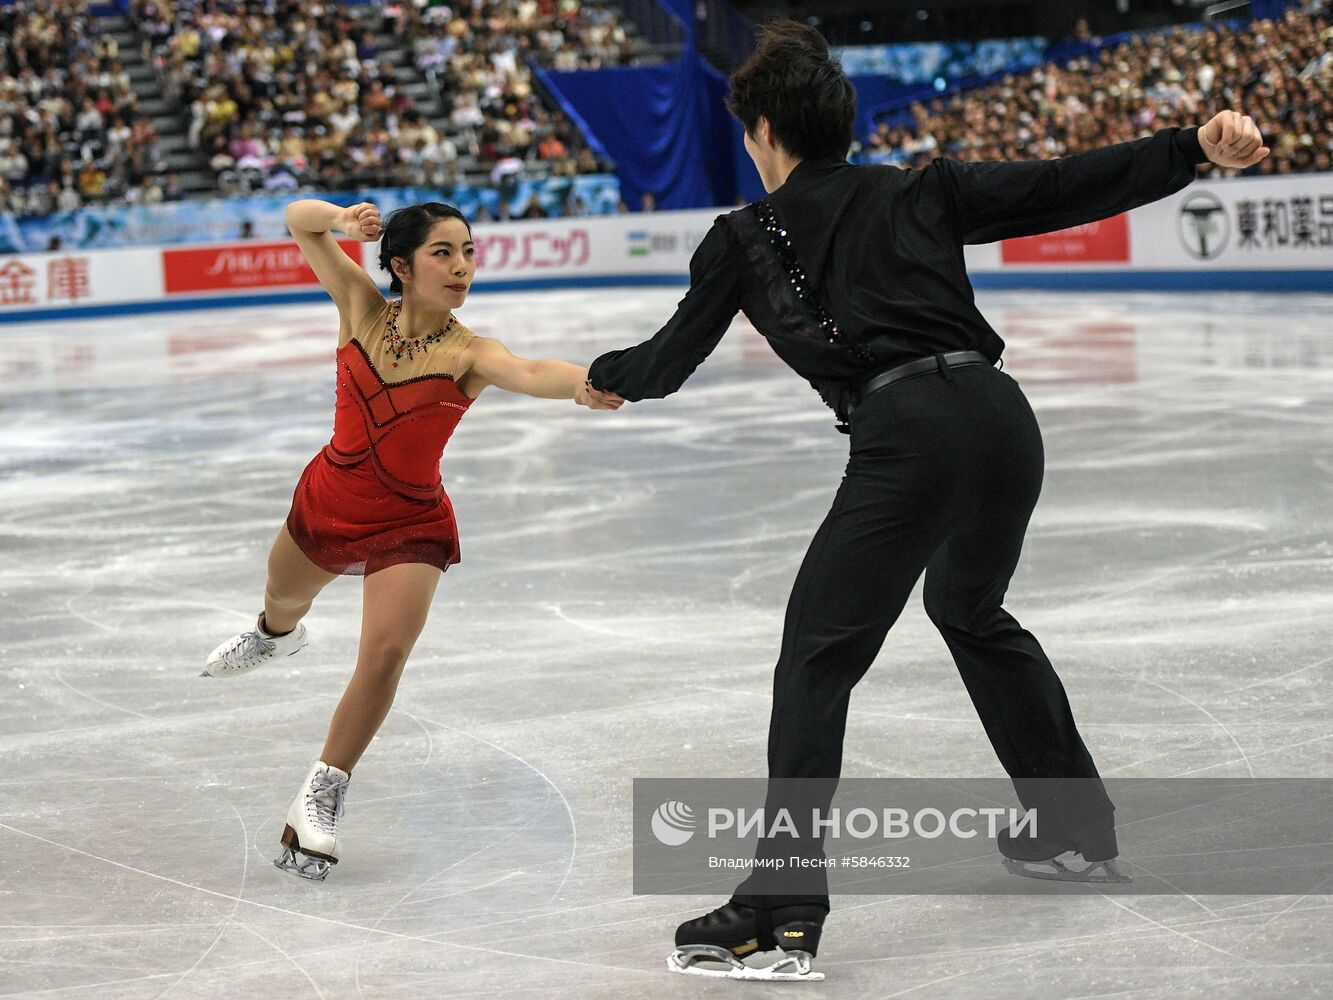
left=319, top=561, right=441, bottom=773
left=764, top=481, right=948, bottom=783
left=263, top=525, right=338, bottom=634
left=734, top=389, right=968, bottom=906
left=275, top=562, right=439, bottom=880
left=203, top=524, right=334, bottom=677
left=920, top=372, right=1113, bottom=834
left=922, top=535, right=1103, bottom=783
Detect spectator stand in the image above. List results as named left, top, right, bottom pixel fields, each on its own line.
left=2, top=0, right=681, bottom=235
left=126, top=0, right=641, bottom=208
left=852, top=5, right=1332, bottom=178
left=0, top=1, right=189, bottom=223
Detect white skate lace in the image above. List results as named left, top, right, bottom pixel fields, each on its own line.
left=307, top=774, right=348, bottom=834
left=220, top=631, right=275, bottom=667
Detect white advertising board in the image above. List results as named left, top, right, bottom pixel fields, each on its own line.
left=0, top=174, right=1329, bottom=322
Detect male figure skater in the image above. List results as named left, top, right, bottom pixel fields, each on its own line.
left=576, top=20, right=1268, bottom=982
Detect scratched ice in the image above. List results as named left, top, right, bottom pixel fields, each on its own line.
left=1, top=289, right=1330, bottom=999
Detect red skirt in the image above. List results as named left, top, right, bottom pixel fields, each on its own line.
left=285, top=449, right=461, bottom=576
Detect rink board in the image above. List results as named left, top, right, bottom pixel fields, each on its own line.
left=0, top=173, right=1329, bottom=322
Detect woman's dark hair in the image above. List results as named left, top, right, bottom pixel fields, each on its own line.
left=378, top=202, right=472, bottom=294
left=726, top=20, right=856, bottom=162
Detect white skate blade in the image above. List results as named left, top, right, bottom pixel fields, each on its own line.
left=1002, top=855, right=1132, bottom=884
left=667, top=947, right=823, bottom=982
left=274, top=846, right=335, bottom=882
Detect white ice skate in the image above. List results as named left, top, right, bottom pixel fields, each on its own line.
left=202, top=615, right=308, bottom=678
left=274, top=761, right=349, bottom=881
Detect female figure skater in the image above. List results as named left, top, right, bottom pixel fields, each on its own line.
left=202, top=198, right=609, bottom=880
left=577, top=21, right=1267, bottom=981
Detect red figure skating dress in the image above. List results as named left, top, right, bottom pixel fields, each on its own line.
left=286, top=298, right=475, bottom=575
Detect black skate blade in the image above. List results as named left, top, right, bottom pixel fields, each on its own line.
left=1003, top=856, right=1133, bottom=884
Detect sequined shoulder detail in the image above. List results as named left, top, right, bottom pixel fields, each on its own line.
left=752, top=200, right=845, bottom=346
left=724, top=201, right=877, bottom=365
left=724, top=201, right=877, bottom=432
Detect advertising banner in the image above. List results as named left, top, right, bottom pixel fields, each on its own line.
left=980, top=172, right=1333, bottom=285
left=162, top=239, right=364, bottom=294
left=467, top=211, right=715, bottom=286
left=1, top=174, right=1329, bottom=321
left=1135, top=174, right=1333, bottom=270
left=0, top=177, right=623, bottom=254
left=0, top=247, right=162, bottom=315
left=1000, top=214, right=1130, bottom=264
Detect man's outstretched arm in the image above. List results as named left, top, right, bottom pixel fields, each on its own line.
left=933, top=110, right=1268, bottom=245
left=585, top=219, right=744, bottom=402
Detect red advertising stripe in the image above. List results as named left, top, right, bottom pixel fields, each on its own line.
left=1000, top=214, right=1130, bottom=264
left=162, top=239, right=364, bottom=293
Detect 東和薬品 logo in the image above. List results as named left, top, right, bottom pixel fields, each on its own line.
left=1178, top=191, right=1230, bottom=260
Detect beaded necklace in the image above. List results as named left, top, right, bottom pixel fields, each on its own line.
left=384, top=300, right=457, bottom=369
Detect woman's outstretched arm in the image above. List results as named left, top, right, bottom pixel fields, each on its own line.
left=465, top=337, right=622, bottom=408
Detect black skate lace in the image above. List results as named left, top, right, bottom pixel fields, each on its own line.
left=222, top=631, right=276, bottom=666
left=308, top=775, right=348, bottom=834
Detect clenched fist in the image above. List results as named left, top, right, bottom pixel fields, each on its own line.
left=338, top=202, right=384, bottom=242
left=1198, top=111, right=1269, bottom=169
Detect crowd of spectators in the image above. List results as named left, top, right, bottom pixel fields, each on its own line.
left=0, top=0, right=182, bottom=219
left=854, top=7, right=1333, bottom=176
left=130, top=0, right=623, bottom=196
left=4, top=0, right=1331, bottom=220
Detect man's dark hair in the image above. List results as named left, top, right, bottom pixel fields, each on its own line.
left=378, top=202, right=472, bottom=294
left=726, top=20, right=857, bottom=162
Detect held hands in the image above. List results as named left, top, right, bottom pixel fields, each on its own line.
left=338, top=202, right=384, bottom=242
left=576, top=376, right=625, bottom=411
left=1198, top=111, right=1269, bottom=169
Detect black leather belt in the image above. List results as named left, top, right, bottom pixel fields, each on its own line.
left=847, top=350, right=993, bottom=418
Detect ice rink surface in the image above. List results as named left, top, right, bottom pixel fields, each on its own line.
left=1, top=288, right=1330, bottom=999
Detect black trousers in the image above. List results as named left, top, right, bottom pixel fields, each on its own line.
left=735, top=363, right=1111, bottom=908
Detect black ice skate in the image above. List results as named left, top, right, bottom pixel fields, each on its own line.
left=999, top=824, right=1132, bottom=884
left=667, top=902, right=826, bottom=982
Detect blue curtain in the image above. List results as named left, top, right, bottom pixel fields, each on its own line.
left=1251, top=0, right=1296, bottom=18
left=535, top=45, right=761, bottom=209
left=658, top=0, right=693, bottom=25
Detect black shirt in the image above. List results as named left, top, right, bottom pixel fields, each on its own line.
left=588, top=127, right=1209, bottom=412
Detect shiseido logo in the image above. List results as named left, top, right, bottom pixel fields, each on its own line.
left=205, top=247, right=307, bottom=275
